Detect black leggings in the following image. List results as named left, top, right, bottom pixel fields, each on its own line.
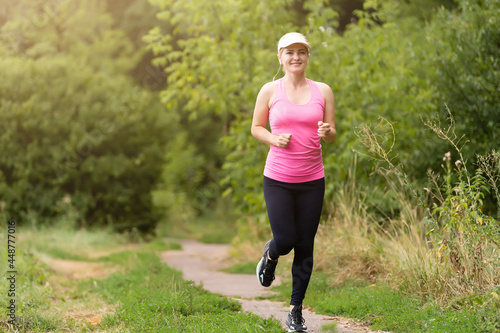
left=263, top=176, right=325, bottom=306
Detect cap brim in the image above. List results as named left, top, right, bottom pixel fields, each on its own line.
left=280, top=42, right=310, bottom=49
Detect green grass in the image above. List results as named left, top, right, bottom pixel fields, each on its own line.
left=271, top=274, right=500, bottom=333
left=90, top=251, right=283, bottom=332
left=0, top=243, right=71, bottom=331
left=8, top=223, right=499, bottom=333
left=0, top=225, right=283, bottom=332
left=221, top=261, right=256, bottom=274
left=321, top=322, right=339, bottom=333
left=156, top=205, right=239, bottom=244
left=142, top=238, right=182, bottom=252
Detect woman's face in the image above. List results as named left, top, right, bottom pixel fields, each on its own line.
left=278, top=43, right=310, bottom=74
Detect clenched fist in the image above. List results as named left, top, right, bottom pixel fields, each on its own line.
left=275, top=133, right=292, bottom=148
left=317, top=121, right=332, bottom=138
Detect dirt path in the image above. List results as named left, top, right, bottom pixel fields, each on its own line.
left=161, top=239, right=391, bottom=333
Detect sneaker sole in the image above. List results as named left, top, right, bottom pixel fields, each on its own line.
left=286, top=316, right=307, bottom=332
left=286, top=325, right=307, bottom=333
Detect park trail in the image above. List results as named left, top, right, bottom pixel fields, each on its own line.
left=161, top=239, right=392, bottom=333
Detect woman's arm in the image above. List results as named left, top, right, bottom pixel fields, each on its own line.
left=317, top=82, right=336, bottom=143
left=251, top=82, right=292, bottom=148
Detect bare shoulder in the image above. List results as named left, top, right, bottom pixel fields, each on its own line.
left=315, top=81, right=333, bottom=95
left=314, top=81, right=334, bottom=102
left=259, top=81, right=278, bottom=96
left=256, top=81, right=278, bottom=108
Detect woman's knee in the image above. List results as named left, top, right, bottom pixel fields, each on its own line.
left=273, top=236, right=297, bottom=256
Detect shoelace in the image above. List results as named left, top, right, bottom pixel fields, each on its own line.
left=291, top=306, right=305, bottom=325
left=264, top=260, right=277, bottom=279
left=264, top=271, right=274, bottom=279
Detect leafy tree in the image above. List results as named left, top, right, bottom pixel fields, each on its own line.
left=145, top=0, right=312, bottom=221
left=430, top=0, right=500, bottom=163
left=152, top=111, right=228, bottom=222
left=148, top=0, right=428, bottom=230
left=145, top=0, right=453, bottom=226
left=103, top=0, right=174, bottom=89
left=0, top=0, right=140, bottom=73
left=0, top=0, right=171, bottom=232
left=0, top=56, right=170, bottom=232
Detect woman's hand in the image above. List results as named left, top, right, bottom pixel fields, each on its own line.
left=317, top=121, right=333, bottom=138
left=275, top=133, right=292, bottom=148
left=317, top=83, right=336, bottom=143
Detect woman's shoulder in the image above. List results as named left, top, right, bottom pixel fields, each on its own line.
left=257, top=80, right=279, bottom=99
left=310, top=80, right=331, bottom=90
left=311, top=80, right=333, bottom=97
left=309, top=80, right=334, bottom=104
left=260, top=80, right=279, bottom=92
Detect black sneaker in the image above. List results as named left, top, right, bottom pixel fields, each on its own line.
left=286, top=304, right=307, bottom=332
left=256, top=240, right=278, bottom=287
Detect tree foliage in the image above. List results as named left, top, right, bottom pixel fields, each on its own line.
left=0, top=0, right=170, bottom=232
left=430, top=0, right=500, bottom=162
left=0, top=0, right=497, bottom=235
left=147, top=0, right=499, bottom=227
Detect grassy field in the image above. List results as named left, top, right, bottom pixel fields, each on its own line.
left=228, top=255, right=499, bottom=332
left=0, top=223, right=282, bottom=332
left=168, top=214, right=499, bottom=333
left=1, top=212, right=498, bottom=333
left=164, top=201, right=499, bottom=333
left=270, top=276, right=500, bottom=333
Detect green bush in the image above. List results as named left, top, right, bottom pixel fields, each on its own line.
left=222, top=0, right=499, bottom=232
left=431, top=0, right=500, bottom=164
left=0, top=56, right=170, bottom=232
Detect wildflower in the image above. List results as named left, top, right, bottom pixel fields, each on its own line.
left=443, top=152, right=451, bottom=161
left=455, top=160, right=462, bottom=168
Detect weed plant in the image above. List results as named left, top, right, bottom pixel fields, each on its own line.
left=346, top=108, right=500, bottom=295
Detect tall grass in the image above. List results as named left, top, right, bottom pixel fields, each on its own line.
left=315, top=159, right=389, bottom=284
left=314, top=108, right=500, bottom=307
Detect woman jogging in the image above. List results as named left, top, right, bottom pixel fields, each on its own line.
left=251, top=32, right=336, bottom=333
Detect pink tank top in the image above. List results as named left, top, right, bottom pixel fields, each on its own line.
left=264, top=78, right=325, bottom=183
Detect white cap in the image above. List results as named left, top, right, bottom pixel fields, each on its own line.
left=277, top=32, right=311, bottom=53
